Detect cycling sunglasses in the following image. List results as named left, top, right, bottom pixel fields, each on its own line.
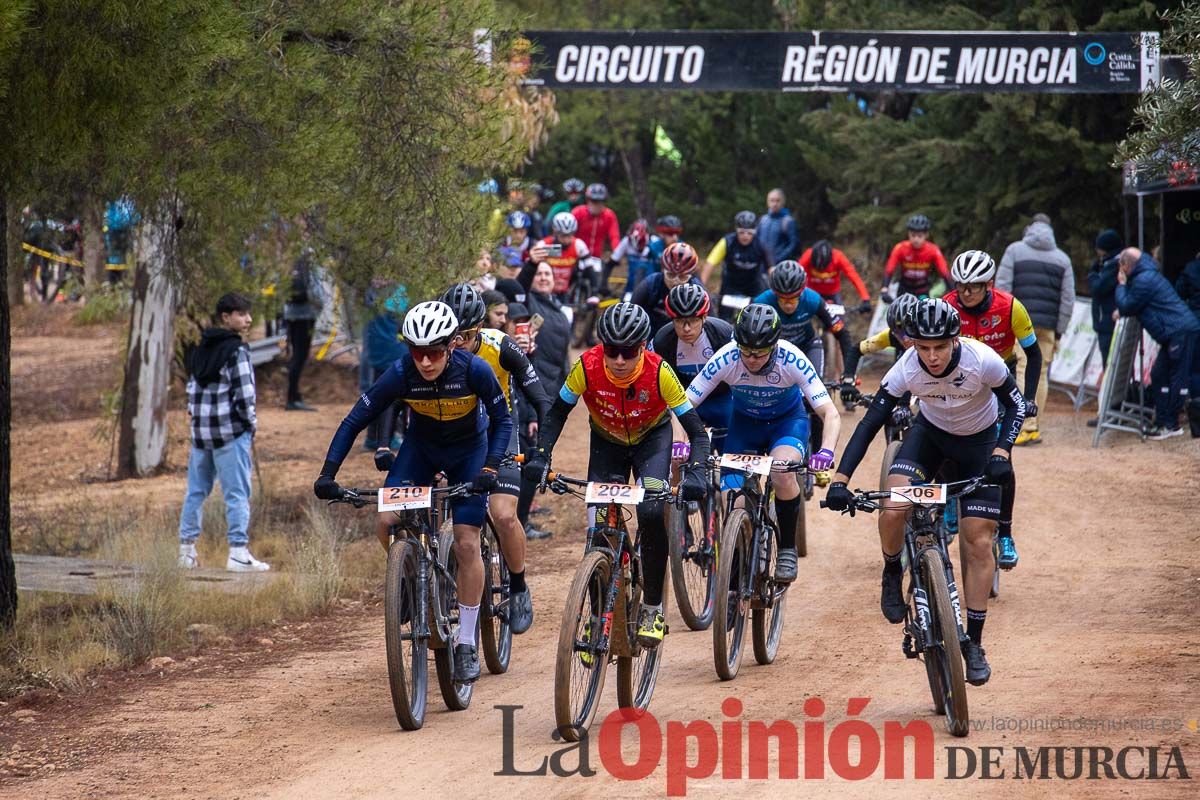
left=603, top=343, right=643, bottom=360
left=411, top=345, right=449, bottom=363
left=738, top=345, right=773, bottom=359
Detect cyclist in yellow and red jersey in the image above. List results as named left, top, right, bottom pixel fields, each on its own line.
left=800, top=240, right=872, bottom=312
left=522, top=303, right=710, bottom=649
left=943, top=249, right=1042, bottom=571
left=883, top=214, right=950, bottom=300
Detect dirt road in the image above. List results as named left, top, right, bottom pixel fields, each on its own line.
left=5, top=321, right=1199, bottom=797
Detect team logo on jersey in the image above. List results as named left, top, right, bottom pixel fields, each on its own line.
left=766, top=370, right=781, bottom=385
left=703, top=347, right=714, bottom=358
left=638, top=389, right=650, bottom=403
left=980, top=315, right=992, bottom=329
left=992, top=315, right=1002, bottom=328
left=951, top=371, right=968, bottom=388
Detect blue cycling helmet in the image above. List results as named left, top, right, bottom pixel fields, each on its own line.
left=506, top=210, right=531, bottom=230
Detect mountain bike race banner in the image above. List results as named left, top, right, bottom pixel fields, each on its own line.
left=519, top=30, right=1159, bottom=93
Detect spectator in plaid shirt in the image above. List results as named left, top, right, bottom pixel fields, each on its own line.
left=178, top=293, right=270, bottom=572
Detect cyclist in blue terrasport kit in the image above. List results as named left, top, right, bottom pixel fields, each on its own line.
left=650, top=282, right=735, bottom=452
left=314, top=301, right=513, bottom=684
left=685, top=304, right=842, bottom=584
left=824, top=299, right=1026, bottom=688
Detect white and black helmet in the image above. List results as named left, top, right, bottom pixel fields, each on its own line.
left=597, top=302, right=651, bottom=347
left=551, top=212, right=578, bottom=234
left=402, top=301, right=459, bottom=347
left=951, top=249, right=997, bottom=284
left=904, top=298, right=961, bottom=341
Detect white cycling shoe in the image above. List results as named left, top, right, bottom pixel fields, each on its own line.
left=226, top=546, right=271, bottom=572
left=179, top=543, right=199, bottom=569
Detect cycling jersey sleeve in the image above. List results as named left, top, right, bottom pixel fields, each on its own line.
left=835, top=250, right=871, bottom=301
left=685, top=343, right=738, bottom=407
left=933, top=245, right=950, bottom=281
left=611, top=237, right=630, bottom=263
left=658, top=362, right=694, bottom=416
left=1011, top=299, right=1037, bottom=349
left=321, top=364, right=409, bottom=477
left=605, top=211, right=620, bottom=254
left=559, top=357, right=587, bottom=405
left=837, top=388, right=902, bottom=481
left=706, top=237, right=727, bottom=267
left=992, top=374, right=1026, bottom=452
left=878, top=355, right=912, bottom=398
left=469, top=357, right=513, bottom=469
left=1018, top=340, right=1042, bottom=403
left=884, top=243, right=903, bottom=281
left=815, top=303, right=854, bottom=375
left=499, top=333, right=549, bottom=421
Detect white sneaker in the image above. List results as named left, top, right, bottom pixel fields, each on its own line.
left=226, top=546, right=270, bottom=572
left=179, top=543, right=198, bottom=569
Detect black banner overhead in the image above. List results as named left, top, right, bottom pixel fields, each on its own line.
left=519, top=30, right=1160, bottom=93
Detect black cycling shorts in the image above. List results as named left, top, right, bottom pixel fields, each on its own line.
left=888, top=418, right=1001, bottom=520
left=492, top=426, right=522, bottom=498
left=587, top=421, right=672, bottom=532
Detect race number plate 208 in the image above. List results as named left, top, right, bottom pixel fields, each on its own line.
left=378, top=486, right=433, bottom=512
left=584, top=482, right=645, bottom=504
left=719, top=453, right=772, bottom=475
left=890, top=484, right=946, bottom=505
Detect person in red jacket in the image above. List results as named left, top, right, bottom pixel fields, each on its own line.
left=799, top=240, right=872, bottom=311
left=883, top=214, right=950, bottom=300
left=572, top=183, right=620, bottom=260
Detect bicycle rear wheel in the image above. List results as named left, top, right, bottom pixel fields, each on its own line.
left=989, top=533, right=1000, bottom=599
left=752, top=530, right=787, bottom=665
left=434, top=535, right=474, bottom=712
left=921, top=548, right=969, bottom=736
left=667, top=498, right=718, bottom=631
left=713, top=509, right=751, bottom=681
left=384, top=539, right=428, bottom=730
left=480, top=520, right=512, bottom=674
left=554, top=550, right=611, bottom=742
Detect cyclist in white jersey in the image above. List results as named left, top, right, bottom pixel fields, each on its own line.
left=825, top=299, right=1025, bottom=687
left=687, top=304, right=841, bottom=583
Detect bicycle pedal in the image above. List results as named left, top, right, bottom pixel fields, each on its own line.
left=902, top=633, right=918, bottom=659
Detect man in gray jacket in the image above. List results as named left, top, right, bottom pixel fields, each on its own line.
left=997, top=213, right=1075, bottom=445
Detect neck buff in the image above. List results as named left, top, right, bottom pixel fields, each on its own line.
left=604, top=350, right=646, bottom=388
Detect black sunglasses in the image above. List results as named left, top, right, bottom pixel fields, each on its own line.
left=603, top=343, right=642, bottom=360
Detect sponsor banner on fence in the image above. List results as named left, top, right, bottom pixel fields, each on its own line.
left=522, top=30, right=1158, bottom=93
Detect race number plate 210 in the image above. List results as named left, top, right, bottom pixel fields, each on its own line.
left=719, top=453, right=772, bottom=475
left=889, top=484, right=946, bottom=505
left=584, top=482, right=646, bottom=504
left=378, top=486, right=433, bottom=512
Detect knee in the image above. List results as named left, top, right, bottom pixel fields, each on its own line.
left=453, top=534, right=480, bottom=561
left=491, top=505, right=518, bottom=529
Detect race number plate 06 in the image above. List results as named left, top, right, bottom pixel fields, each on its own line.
left=889, top=484, right=946, bottom=505
left=719, top=453, right=772, bottom=475
left=378, top=486, right=433, bottom=512
left=584, top=482, right=646, bottom=504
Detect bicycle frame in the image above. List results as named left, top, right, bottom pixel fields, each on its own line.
left=901, top=504, right=967, bottom=657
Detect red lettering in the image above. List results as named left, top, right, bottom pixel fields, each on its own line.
left=598, top=708, right=661, bottom=781
left=828, top=699, right=881, bottom=781
left=747, top=720, right=799, bottom=779
left=803, top=697, right=825, bottom=778
left=666, top=720, right=718, bottom=796
left=721, top=697, right=743, bottom=779
left=883, top=720, right=936, bottom=779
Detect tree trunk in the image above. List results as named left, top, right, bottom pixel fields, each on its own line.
left=5, top=197, right=23, bottom=308
left=0, top=188, right=17, bottom=629
left=115, top=199, right=177, bottom=479
left=82, top=198, right=106, bottom=288
left=619, top=135, right=656, bottom=224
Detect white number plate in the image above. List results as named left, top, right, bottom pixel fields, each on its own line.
left=378, top=486, right=433, bottom=512
left=826, top=303, right=846, bottom=316
left=719, top=453, right=772, bottom=475
left=890, top=484, right=947, bottom=505
left=584, top=482, right=645, bottom=504
left=721, top=294, right=751, bottom=310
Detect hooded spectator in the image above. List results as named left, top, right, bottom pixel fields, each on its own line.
left=1088, top=228, right=1124, bottom=366
left=756, top=188, right=799, bottom=263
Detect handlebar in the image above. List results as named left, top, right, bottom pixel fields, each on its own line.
left=706, top=456, right=814, bottom=473
left=820, top=476, right=996, bottom=514
left=329, top=483, right=476, bottom=509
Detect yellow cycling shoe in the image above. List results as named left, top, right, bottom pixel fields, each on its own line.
left=636, top=607, right=666, bottom=649
left=813, top=469, right=832, bottom=487
left=1014, top=430, right=1042, bottom=446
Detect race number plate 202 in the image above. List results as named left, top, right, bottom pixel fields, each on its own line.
left=719, top=453, right=772, bottom=475
left=378, top=486, right=433, bottom=512
left=890, top=484, right=946, bottom=505
left=584, top=482, right=646, bottom=504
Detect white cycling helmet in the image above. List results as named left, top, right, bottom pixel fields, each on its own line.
left=551, top=211, right=578, bottom=235
left=951, top=249, right=996, bottom=284
left=402, top=301, right=459, bottom=346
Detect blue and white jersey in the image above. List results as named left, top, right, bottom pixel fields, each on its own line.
left=686, top=339, right=831, bottom=420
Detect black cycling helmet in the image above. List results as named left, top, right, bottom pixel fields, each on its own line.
left=768, top=260, right=807, bottom=296
left=734, top=210, right=758, bottom=230
left=585, top=182, right=608, bottom=201
left=655, top=214, right=683, bottom=233
left=907, top=214, right=931, bottom=232
left=439, top=283, right=487, bottom=331
left=597, top=302, right=651, bottom=347
left=811, top=240, right=833, bottom=270
left=666, top=283, right=711, bottom=319
left=563, top=178, right=584, bottom=194
left=904, top=298, right=961, bottom=340
left=733, top=303, right=782, bottom=350
left=886, top=293, right=920, bottom=331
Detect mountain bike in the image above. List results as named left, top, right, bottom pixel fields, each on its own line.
left=665, top=433, right=725, bottom=631
left=822, top=477, right=994, bottom=737
left=538, top=468, right=679, bottom=742
left=479, top=514, right=512, bottom=674
left=329, top=483, right=481, bottom=731
left=713, top=456, right=810, bottom=681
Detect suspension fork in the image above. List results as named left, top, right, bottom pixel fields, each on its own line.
left=595, top=526, right=629, bottom=656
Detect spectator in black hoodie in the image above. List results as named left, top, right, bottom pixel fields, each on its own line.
left=178, top=293, right=269, bottom=572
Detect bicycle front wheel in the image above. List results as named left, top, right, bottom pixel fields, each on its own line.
left=921, top=548, right=969, bottom=736
left=713, top=509, right=751, bottom=681
left=384, top=539, right=428, bottom=730
left=667, top=498, right=718, bottom=631
left=752, top=529, right=787, bottom=665
left=555, top=550, right=612, bottom=741
left=480, top=520, right=512, bottom=674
